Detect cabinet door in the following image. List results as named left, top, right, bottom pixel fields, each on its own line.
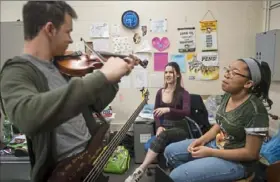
left=255, top=31, right=276, bottom=76
left=0, top=21, right=24, bottom=68
left=0, top=21, right=24, bottom=140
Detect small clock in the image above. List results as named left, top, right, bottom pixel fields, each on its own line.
left=121, top=10, right=139, bottom=29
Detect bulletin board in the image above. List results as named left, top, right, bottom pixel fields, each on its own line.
left=64, top=1, right=262, bottom=123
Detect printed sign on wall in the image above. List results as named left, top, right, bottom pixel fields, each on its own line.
left=187, top=52, right=219, bottom=80
left=200, top=21, right=218, bottom=51
left=177, top=27, right=196, bottom=53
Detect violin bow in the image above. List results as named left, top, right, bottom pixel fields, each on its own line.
left=80, top=37, right=107, bottom=63
left=80, top=37, right=148, bottom=69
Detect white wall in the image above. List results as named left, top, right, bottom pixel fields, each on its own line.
left=270, top=1, right=280, bottom=30
left=0, top=1, right=269, bottom=124
left=267, top=1, right=280, bottom=116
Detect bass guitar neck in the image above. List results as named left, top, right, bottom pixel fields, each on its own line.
left=48, top=88, right=150, bottom=182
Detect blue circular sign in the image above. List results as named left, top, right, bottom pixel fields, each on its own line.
left=122, top=10, right=139, bottom=29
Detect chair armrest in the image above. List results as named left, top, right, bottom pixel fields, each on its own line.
left=184, top=116, right=203, bottom=138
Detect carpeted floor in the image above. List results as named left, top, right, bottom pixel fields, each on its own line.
left=107, top=159, right=155, bottom=182
left=0, top=156, right=155, bottom=182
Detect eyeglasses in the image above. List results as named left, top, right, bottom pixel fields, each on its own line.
left=223, top=67, right=249, bottom=78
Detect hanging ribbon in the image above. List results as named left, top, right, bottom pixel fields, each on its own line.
left=200, top=10, right=217, bottom=22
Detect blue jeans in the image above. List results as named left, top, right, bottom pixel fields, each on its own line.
left=164, top=139, right=246, bottom=182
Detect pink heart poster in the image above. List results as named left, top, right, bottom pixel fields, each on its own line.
left=154, top=52, right=168, bottom=71
left=152, top=37, right=170, bottom=52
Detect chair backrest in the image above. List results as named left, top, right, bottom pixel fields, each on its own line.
left=188, top=94, right=211, bottom=136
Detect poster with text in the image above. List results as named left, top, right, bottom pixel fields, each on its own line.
left=177, top=27, right=196, bottom=53
left=187, top=52, right=219, bottom=80
left=200, top=21, right=218, bottom=51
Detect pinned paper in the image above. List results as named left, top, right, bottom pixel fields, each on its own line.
left=177, top=27, right=196, bottom=53
left=187, top=52, right=219, bottom=80
left=111, top=24, right=121, bottom=37
left=152, top=37, right=170, bottom=52
left=169, top=54, right=186, bottom=73
left=112, top=36, right=133, bottom=54
left=141, top=25, right=147, bottom=36
left=133, top=33, right=141, bottom=44
left=135, top=40, right=152, bottom=53
left=154, top=52, right=168, bottom=71
left=200, top=20, right=218, bottom=51
left=89, top=23, right=109, bottom=38
left=92, top=39, right=110, bottom=52
left=150, top=19, right=168, bottom=33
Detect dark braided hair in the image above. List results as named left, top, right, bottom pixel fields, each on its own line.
left=240, top=58, right=273, bottom=109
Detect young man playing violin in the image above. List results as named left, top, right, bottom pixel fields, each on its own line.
left=0, top=1, right=137, bottom=182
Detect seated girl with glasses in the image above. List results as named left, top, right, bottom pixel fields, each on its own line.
left=164, top=58, right=272, bottom=182
left=125, top=62, right=191, bottom=182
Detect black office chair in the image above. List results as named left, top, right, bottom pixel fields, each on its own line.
left=185, top=93, right=211, bottom=138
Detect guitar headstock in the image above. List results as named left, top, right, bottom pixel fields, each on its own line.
left=140, top=87, right=149, bottom=103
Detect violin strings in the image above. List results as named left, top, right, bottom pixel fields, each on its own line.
left=84, top=100, right=146, bottom=182
left=83, top=98, right=147, bottom=182
left=83, top=102, right=143, bottom=182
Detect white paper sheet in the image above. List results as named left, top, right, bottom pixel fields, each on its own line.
left=119, top=75, right=131, bottom=88
left=150, top=19, right=168, bottom=33
left=149, top=73, right=164, bottom=88
left=89, top=23, right=109, bottom=38
left=201, top=32, right=218, bottom=51
left=132, top=68, right=148, bottom=88
left=92, top=39, right=110, bottom=52
left=135, top=39, right=152, bottom=53
left=111, top=24, right=121, bottom=37
left=112, top=36, right=133, bottom=54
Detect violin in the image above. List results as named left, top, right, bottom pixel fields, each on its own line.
left=54, top=37, right=148, bottom=77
